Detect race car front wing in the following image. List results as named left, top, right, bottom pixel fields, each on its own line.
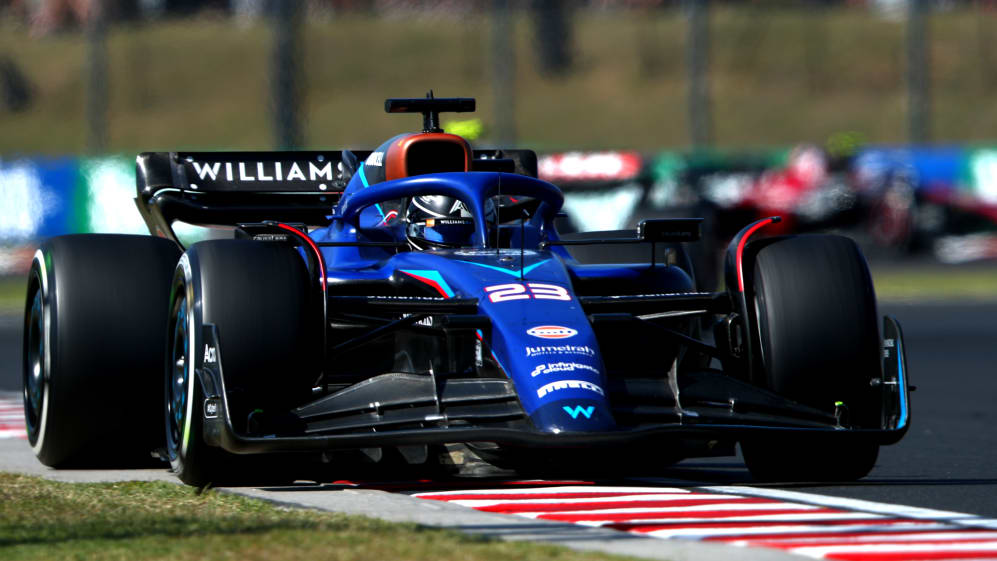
left=193, top=315, right=910, bottom=456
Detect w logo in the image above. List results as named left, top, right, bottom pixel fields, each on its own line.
left=562, top=405, right=595, bottom=419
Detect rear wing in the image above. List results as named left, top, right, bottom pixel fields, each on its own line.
left=135, top=149, right=538, bottom=245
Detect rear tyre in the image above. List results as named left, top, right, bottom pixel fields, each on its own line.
left=23, top=234, right=181, bottom=467
left=741, top=234, right=881, bottom=482
left=165, top=240, right=320, bottom=486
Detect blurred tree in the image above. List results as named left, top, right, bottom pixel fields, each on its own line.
left=906, top=0, right=931, bottom=143
left=636, top=2, right=665, bottom=79
left=803, top=3, right=829, bottom=94
left=0, top=57, right=34, bottom=113
left=86, top=0, right=108, bottom=154
left=492, top=0, right=516, bottom=145
left=686, top=0, right=711, bottom=147
left=531, top=0, right=573, bottom=77
left=271, top=0, right=302, bottom=150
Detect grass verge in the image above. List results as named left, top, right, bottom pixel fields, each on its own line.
left=871, top=266, right=997, bottom=302
left=0, top=472, right=643, bottom=561
left=0, top=276, right=26, bottom=315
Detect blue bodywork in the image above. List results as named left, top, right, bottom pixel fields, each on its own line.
left=309, top=169, right=693, bottom=434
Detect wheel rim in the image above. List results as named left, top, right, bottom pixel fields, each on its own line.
left=166, top=293, right=189, bottom=460
left=23, top=283, right=44, bottom=442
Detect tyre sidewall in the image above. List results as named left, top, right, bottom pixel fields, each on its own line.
left=165, top=254, right=213, bottom=485
left=164, top=240, right=320, bottom=486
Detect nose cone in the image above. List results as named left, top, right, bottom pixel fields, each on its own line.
left=413, top=250, right=619, bottom=434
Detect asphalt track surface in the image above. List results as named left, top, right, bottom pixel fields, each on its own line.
left=1, top=300, right=996, bottom=561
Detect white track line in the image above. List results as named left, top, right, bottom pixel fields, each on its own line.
left=701, top=486, right=997, bottom=529
left=414, top=485, right=692, bottom=497
left=561, top=512, right=888, bottom=527
left=787, top=541, right=997, bottom=557
left=639, top=521, right=955, bottom=540
left=728, top=530, right=997, bottom=546
left=435, top=493, right=763, bottom=508
left=0, top=428, right=26, bottom=439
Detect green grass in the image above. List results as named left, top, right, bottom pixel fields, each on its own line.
left=871, top=266, right=997, bottom=301
left=0, top=472, right=642, bottom=561
left=2, top=7, right=997, bottom=154
left=0, top=276, right=26, bottom=315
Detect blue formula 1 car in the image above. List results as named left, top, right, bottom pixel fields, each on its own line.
left=22, top=96, right=910, bottom=486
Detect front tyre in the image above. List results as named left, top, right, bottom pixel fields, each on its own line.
left=742, top=234, right=881, bottom=482
left=165, top=240, right=321, bottom=486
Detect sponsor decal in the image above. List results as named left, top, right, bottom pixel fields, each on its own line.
left=563, top=405, right=595, bottom=419
left=203, top=344, right=217, bottom=364
left=430, top=218, right=472, bottom=226
left=401, top=313, right=434, bottom=327
left=525, top=345, right=595, bottom=358
left=203, top=399, right=219, bottom=419
left=366, top=151, right=384, bottom=167
left=485, top=282, right=571, bottom=303
left=189, top=160, right=333, bottom=183
left=598, top=291, right=711, bottom=300
left=252, top=233, right=290, bottom=242
left=530, top=362, right=601, bottom=378
left=454, top=249, right=539, bottom=257
left=412, top=196, right=469, bottom=218
left=527, top=325, right=577, bottom=339
left=537, top=379, right=604, bottom=399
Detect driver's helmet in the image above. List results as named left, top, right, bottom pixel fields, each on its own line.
left=405, top=195, right=495, bottom=250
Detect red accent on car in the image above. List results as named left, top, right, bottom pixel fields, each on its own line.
left=385, top=132, right=472, bottom=182
left=377, top=210, right=399, bottom=226
left=736, top=217, right=779, bottom=292
left=276, top=223, right=326, bottom=294
left=401, top=271, right=450, bottom=299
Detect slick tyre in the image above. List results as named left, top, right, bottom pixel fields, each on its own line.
left=23, top=234, right=181, bottom=468
left=742, top=234, right=881, bottom=482
left=166, top=240, right=320, bottom=486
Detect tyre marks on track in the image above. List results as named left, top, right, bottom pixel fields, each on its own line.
left=0, top=396, right=25, bottom=439
left=414, top=485, right=997, bottom=560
